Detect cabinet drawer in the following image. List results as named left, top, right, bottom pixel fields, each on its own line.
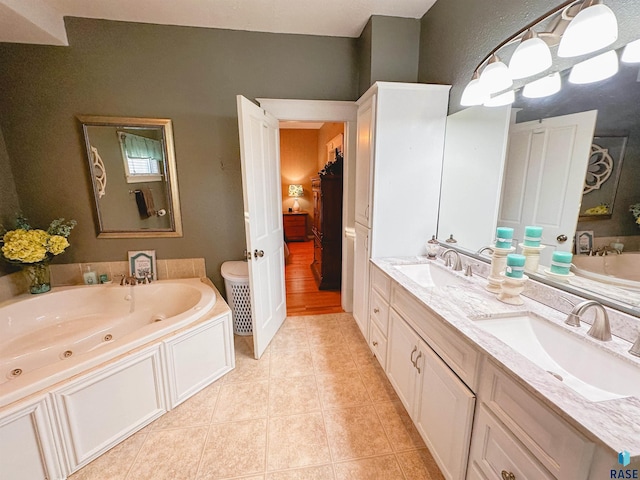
left=391, top=285, right=480, bottom=391
left=369, top=289, right=389, bottom=335
left=480, top=361, right=593, bottom=479
left=371, top=265, right=391, bottom=299
left=369, top=321, right=387, bottom=369
left=469, top=405, right=555, bottom=480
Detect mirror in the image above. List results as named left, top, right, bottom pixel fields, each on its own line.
left=437, top=40, right=640, bottom=313
left=79, top=116, right=183, bottom=238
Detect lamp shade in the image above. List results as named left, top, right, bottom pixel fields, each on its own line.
left=460, top=74, right=488, bottom=106
left=484, top=90, right=515, bottom=107
left=558, top=3, right=618, bottom=58
left=288, top=184, right=303, bottom=197
left=568, top=50, right=618, bottom=84
left=621, top=38, right=640, bottom=63
left=480, top=55, right=513, bottom=94
left=509, top=30, right=552, bottom=79
left=523, top=73, right=562, bottom=98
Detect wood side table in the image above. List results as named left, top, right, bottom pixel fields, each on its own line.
left=283, top=212, right=308, bottom=241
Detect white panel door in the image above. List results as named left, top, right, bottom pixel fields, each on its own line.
left=498, top=111, right=597, bottom=265
left=415, top=342, right=476, bottom=480
left=354, top=93, right=375, bottom=227
left=237, top=95, right=287, bottom=359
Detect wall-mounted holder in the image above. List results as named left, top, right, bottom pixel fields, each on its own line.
left=498, top=273, right=529, bottom=306
left=520, top=243, right=546, bottom=274
left=485, top=245, right=516, bottom=293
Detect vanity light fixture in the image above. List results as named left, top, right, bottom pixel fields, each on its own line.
left=557, top=0, right=618, bottom=58
left=460, top=71, right=489, bottom=106
left=509, top=29, right=553, bottom=79
left=459, top=0, right=620, bottom=107
left=621, top=38, right=640, bottom=63
left=288, top=184, right=303, bottom=212
left=523, top=72, right=562, bottom=98
left=484, top=90, right=515, bottom=107
left=480, top=54, right=513, bottom=94
left=568, top=50, right=619, bottom=84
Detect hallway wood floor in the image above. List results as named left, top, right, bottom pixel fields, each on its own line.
left=285, top=240, right=343, bottom=316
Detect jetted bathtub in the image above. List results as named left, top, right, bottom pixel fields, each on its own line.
left=0, top=278, right=217, bottom=408
left=571, top=251, right=640, bottom=291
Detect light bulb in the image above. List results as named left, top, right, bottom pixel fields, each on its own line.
left=480, top=55, right=513, bottom=94
left=523, top=73, right=562, bottom=98
left=621, top=38, right=640, bottom=63
left=509, top=31, right=552, bottom=79
left=569, top=50, right=618, bottom=84
left=558, top=3, right=618, bottom=58
left=460, top=76, right=488, bottom=106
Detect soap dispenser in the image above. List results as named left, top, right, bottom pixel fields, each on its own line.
left=426, top=235, right=439, bottom=259
left=83, top=265, right=97, bottom=285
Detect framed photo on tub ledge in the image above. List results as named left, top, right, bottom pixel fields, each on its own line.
left=128, top=250, right=157, bottom=280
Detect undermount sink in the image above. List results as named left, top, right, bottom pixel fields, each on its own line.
left=394, top=262, right=468, bottom=288
left=471, top=313, right=640, bottom=402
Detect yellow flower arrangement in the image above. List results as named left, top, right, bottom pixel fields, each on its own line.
left=631, top=203, right=640, bottom=227
left=0, top=215, right=76, bottom=265
left=584, top=204, right=610, bottom=215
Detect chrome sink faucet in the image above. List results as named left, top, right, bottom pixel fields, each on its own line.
left=476, top=246, right=494, bottom=256
left=565, top=300, right=612, bottom=341
left=441, top=248, right=463, bottom=271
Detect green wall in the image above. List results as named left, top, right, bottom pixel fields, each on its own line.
left=0, top=17, right=358, bottom=289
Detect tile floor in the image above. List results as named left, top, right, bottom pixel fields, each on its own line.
left=70, top=313, right=445, bottom=480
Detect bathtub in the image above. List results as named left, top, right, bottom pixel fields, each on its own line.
left=571, top=252, right=640, bottom=291
left=0, top=278, right=217, bottom=408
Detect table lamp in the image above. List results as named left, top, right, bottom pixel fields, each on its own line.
left=288, top=184, right=303, bottom=212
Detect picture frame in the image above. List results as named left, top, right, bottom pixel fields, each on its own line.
left=128, top=250, right=157, bottom=280
left=575, top=231, right=594, bottom=255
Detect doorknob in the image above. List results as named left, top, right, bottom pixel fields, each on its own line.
left=254, top=249, right=264, bottom=258
left=557, top=234, right=568, bottom=243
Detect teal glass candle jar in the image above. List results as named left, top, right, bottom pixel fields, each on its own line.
left=550, top=251, right=573, bottom=275
left=505, top=254, right=526, bottom=278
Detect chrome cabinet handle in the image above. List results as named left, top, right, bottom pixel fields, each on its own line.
left=373, top=307, right=380, bottom=314
left=254, top=249, right=264, bottom=258
left=501, top=470, right=516, bottom=480
left=372, top=341, right=378, bottom=347
left=415, top=351, right=422, bottom=373
left=410, top=346, right=417, bottom=366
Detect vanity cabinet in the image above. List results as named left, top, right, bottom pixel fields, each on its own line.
left=353, top=82, right=450, bottom=341
left=368, top=265, right=391, bottom=368
left=386, top=284, right=477, bottom=480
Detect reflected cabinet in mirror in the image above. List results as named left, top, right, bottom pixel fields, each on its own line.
left=79, top=116, right=183, bottom=238
left=438, top=40, right=640, bottom=314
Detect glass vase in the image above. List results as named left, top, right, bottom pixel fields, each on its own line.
left=24, top=262, right=51, bottom=294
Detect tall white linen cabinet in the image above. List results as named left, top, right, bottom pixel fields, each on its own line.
left=352, top=82, right=450, bottom=341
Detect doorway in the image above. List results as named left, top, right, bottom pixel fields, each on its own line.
left=257, top=98, right=358, bottom=314
left=279, top=122, right=345, bottom=315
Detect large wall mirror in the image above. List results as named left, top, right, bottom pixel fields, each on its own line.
left=79, top=116, right=183, bottom=238
left=438, top=39, right=640, bottom=315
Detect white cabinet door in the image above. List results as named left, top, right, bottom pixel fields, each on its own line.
left=353, top=222, right=371, bottom=341
left=415, top=342, right=476, bottom=480
left=386, top=310, right=421, bottom=415
left=355, top=93, right=375, bottom=227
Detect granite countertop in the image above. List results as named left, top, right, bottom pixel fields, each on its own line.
left=372, top=256, right=640, bottom=460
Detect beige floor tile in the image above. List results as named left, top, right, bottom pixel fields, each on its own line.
left=374, top=402, right=426, bottom=451
left=269, top=326, right=309, bottom=351
left=311, top=344, right=358, bottom=376
left=269, top=375, right=321, bottom=416
left=266, top=464, right=335, bottom=480
left=347, top=339, right=377, bottom=367
left=396, top=448, right=445, bottom=480
left=315, top=370, right=370, bottom=409
left=267, top=412, right=332, bottom=471
left=333, top=455, right=405, bottom=480
left=223, top=347, right=271, bottom=384
left=323, top=406, right=392, bottom=461
left=304, top=316, right=341, bottom=331
left=197, top=419, right=268, bottom=479
left=69, top=431, right=147, bottom=480
left=306, top=327, right=347, bottom=347
left=126, top=426, right=208, bottom=480
left=212, top=381, right=269, bottom=422
left=269, top=348, right=314, bottom=378
left=151, top=383, right=220, bottom=430
left=358, top=361, right=400, bottom=403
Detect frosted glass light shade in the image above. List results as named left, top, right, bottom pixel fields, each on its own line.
left=621, top=38, right=640, bottom=63
left=558, top=3, right=618, bottom=58
left=484, top=90, right=515, bottom=107
left=480, top=56, right=513, bottom=94
left=509, top=35, right=552, bottom=79
left=460, top=78, right=488, bottom=106
left=523, top=73, right=562, bottom=98
left=568, top=50, right=618, bottom=84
